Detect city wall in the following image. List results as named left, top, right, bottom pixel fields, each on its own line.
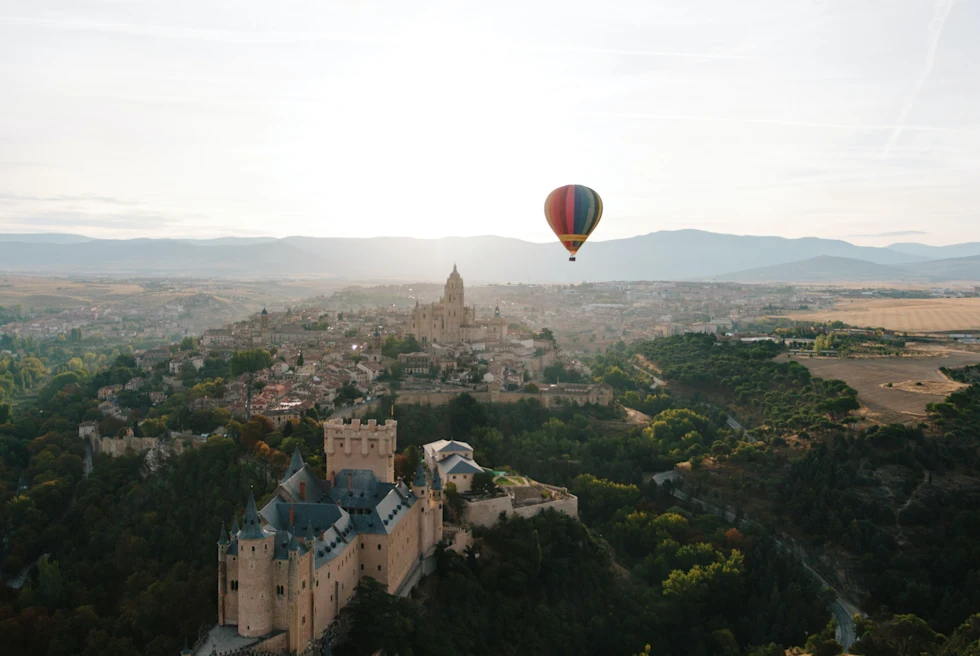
left=463, top=494, right=579, bottom=528
left=344, top=389, right=594, bottom=418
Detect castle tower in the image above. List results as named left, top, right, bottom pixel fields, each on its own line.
left=217, top=522, right=229, bottom=626
left=324, top=418, right=397, bottom=484
left=287, top=531, right=300, bottom=653
left=260, top=307, right=269, bottom=333
left=237, top=490, right=274, bottom=638
left=412, top=462, right=428, bottom=499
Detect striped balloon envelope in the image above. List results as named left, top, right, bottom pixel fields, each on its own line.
left=543, top=184, right=603, bottom=261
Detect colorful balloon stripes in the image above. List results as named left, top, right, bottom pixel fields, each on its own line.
left=544, top=184, right=603, bottom=261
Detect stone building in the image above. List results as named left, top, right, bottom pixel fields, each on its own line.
left=423, top=439, right=484, bottom=493
left=217, top=419, right=443, bottom=654
left=407, top=265, right=507, bottom=345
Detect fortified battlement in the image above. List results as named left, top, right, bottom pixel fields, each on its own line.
left=324, top=418, right=397, bottom=483
left=324, top=417, right=398, bottom=433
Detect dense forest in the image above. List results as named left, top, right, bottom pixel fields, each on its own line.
left=4, top=327, right=980, bottom=654
left=633, top=334, right=980, bottom=638
left=638, top=333, right=860, bottom=433
left=0, top=333, right=848, bottom=656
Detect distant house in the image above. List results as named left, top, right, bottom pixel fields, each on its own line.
left=136, top=348, right=170, bottom=371
left=397, top=352, right=436, bottom=376
left=424, top=439, right=484, bottom=493
left=97, top=384, right=122, bottom=400
left=149, top=391, right=166, bottom=404
left=124, top=377, right=146, bottom=391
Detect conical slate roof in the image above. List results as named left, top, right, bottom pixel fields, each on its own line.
left=217, top=521, right=229, bottom=546
left=413, top=462, right=427, bottom=488
left=240, top=490, right=266, bottom=539
left=283, top=447, right=305, bottom=481
left=305, top=519, right=315, bottom=542
left=231, top=513, right=240, bottom=536
left=431, top=466, right=443, bottom=491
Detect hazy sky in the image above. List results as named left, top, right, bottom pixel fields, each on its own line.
left=1, top=0, right=978, bottom=245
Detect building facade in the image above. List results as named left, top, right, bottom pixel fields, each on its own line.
left=217, top=419, right=443, bottom=654
left=407, top=265, right=507, bottom=346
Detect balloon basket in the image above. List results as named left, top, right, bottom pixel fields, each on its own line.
left=569, top=256, right=576, bottom=262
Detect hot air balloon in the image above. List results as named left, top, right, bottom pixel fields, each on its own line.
left=544, top=184, right=603, bottom=261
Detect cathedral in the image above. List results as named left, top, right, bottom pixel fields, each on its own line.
left=217, top=419, right=443, bottom=654
left=407, top=265, right=507, bottom=345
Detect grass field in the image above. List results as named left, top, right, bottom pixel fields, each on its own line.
left=783, top=298, right=980, bottom=332
left=783, top=349, right=980, bottom=424
left=0, top=276, right=146, bottom=310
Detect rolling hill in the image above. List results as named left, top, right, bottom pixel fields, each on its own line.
left=0, top=230, right=977, bottom=283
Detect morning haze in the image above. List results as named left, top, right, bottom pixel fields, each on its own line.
left=2, top=1, right=979, bottom=244
left=4, top=3, right=980, bottom=656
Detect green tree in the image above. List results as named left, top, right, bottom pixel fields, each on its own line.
left=229, top=348, right=273, bottom=376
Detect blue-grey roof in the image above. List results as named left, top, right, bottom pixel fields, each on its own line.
left=280, top=466, right=329, bottom=504
left=262, top=499, right=343, bottom=536
left=283, top=448, right=305, bottom=482
left=437, top=439, right=473, bottom=453
left=217, top=522, right=229, bottom=546
left=240, top=490, right=270, bottom=540
left=431, top=467, right=443, bottom=490
left=413, top=462, right=427, bottom=488
left=438, top=454, right=484, bottom=475
left=231, top=514, right=240, bottom=534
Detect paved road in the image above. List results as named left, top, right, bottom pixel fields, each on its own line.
left=652, top=469, right=859, bottom=650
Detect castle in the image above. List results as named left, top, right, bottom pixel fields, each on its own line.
left=407, top=265, right=507, bottom=345
left=217, top=418, right=443, bottom=654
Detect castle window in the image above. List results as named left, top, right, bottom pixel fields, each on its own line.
left=252, top=546, right=255, bottom=552
left=302, top=580, right=306, bottom=589
left=302, top=616, right=306, bottom=625
left=378, top=565, right=382, bottom=571
left=377, top=544, right=381, bottom=550
left=360, top=564, right=364, bottom=571
left=360, top=543, right=363, bottom=549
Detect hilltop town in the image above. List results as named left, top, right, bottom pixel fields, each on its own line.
left=6, top=264, right=980, bottom=656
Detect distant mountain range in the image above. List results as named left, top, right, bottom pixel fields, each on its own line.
left=1, top=230, right=980, bottom=284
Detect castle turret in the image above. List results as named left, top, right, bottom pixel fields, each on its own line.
left=412, top=462, right=428, bottom=499
left=283, top=447, right=305, bottom=482
left=217, top=522, right=229, bottom=625
left=431, top=466, right=443, bottom=501
left=237, top=490, right=274, bottom=638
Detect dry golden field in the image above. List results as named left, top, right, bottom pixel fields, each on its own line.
left=783, top=298, right=980, bottom=332
left=782, top=349, right=980, bottom=424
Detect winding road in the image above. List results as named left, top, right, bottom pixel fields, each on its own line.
left=652, top=470, right=861, bottom=650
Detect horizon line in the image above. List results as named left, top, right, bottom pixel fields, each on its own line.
left=0, top=228, right=971, bottom=248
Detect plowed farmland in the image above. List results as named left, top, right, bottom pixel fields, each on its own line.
left=784, top=298, right=980, bottom=332
left=783, top=350, right=980, bottom=424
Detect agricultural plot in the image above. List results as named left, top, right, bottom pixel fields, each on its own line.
left=784, top=350, right=980, bottom=424
left=783, top=298, right=980, bottom=332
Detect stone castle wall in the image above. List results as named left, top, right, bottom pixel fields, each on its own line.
left=464, top=494, right=579, bottom=528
